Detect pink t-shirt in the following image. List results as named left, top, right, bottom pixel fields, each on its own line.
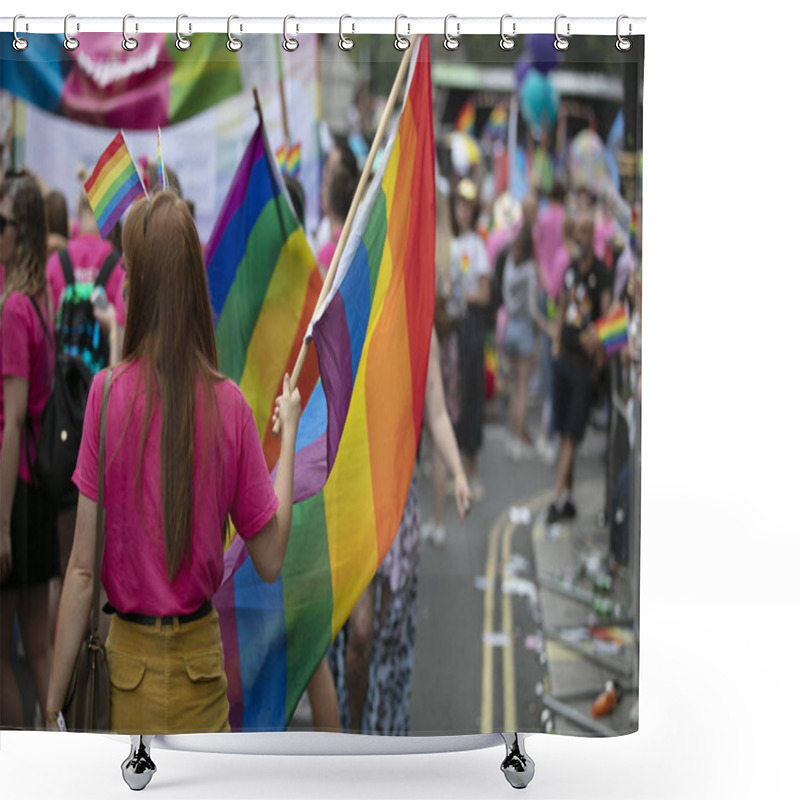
left=317, top=228, right=343, bottom=274
left=0, top=291, right=55, bottom=484
left=533, top=204, right=566, bottom=300
left=47, top=235, right=127, bottom=328
left=73, top=361, right=279, bottom=616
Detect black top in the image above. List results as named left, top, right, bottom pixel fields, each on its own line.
left=560, top=257, right=611, bottom=361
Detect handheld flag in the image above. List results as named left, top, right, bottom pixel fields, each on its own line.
left=595, top=305, right=629, bottom=355
left=212, top=34, right=435, bottom=731
left=83, top=131, right=147, bottom=239
left=156, top=127, right=169, bottom=191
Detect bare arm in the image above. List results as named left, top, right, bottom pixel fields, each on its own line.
left=424, top=332, right=472, bottom=521
left=244, top=374, right=301, bottom=584
left=0, top=377, right=27, bottom=583
left=46, top=492, right=97, bottom=725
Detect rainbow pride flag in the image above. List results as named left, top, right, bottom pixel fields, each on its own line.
left=484, top=103, right=508, bottom=140
left=156, top=127, right=169, bottom=191
left=595, top=306, right=629, bottom=355
left=83, top=131, right=147, bottom=239
left=455, top=99, right=476, bottom=135
left=204, top=122, right=322, bottom=476
left=275, top=142, right=302, bottom=179
left=212, top=35, right=435, bottom=731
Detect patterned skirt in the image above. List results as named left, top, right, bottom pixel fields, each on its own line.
left=328, top=465, right=420, bottom=735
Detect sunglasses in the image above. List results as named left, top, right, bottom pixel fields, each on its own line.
left=0, top=213, right=18, bottom=235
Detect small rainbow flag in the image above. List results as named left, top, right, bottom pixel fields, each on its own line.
left=83, top=131, right=147, bottom=239
left=455, top=99, right=476, bottom=136
left=156, top=127, right=169, bottom=191
left=275, top=142, right=302, bottom=179
left=595, top=306, right=629, bottom=355
left=484, top=103, right=508, bottom=139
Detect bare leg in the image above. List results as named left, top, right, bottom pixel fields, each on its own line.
left=431, top=446, right=447, bottom=526
left=17, top=582, right=54, bottom=722
left=554, top=435, right=576, bottom=501
left=307, top=658, right=340, bottom=732
left=463, top=453, right=477, bottom=481
left=509, top=356, right=534, bottom=440
left=345, top=583, right=374, bottom=733
left=0, top=589, right=24, bottom=728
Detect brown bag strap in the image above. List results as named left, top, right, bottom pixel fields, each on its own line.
left=89, top=369, right=112, bottom=642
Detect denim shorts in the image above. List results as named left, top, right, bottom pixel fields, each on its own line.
left=503, top=315, right=536, bottom=359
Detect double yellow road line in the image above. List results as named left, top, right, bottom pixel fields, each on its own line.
left=480, top=490, right=553, bottom=733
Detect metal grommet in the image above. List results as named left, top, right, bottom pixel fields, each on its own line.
left=63, top=14, right=79, bottom=51
left=339, top=15, right=354, bottom=51
left=443, top=14, right=460, bottom=51
left=122, top=14, right=139, bottom=51
left=12, top=15, right=28, bottom=51
left=227, top=15, right=243, bottom=52
left=283, top=15, right=299, bottom=52
left=394, top=14, right=410, bottom=51
left=499, top=14, right=516, bottom=51
left=175, top=14, right=191, bottom=51
left=616, top=15, right=632, bottom=51
left=554, top=14, right=570, bottom=51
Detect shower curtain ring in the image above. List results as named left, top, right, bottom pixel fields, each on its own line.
left=175, top=14, right=191, bottom=51
left=444, top=14, right=460, bottom=51
left=227, top=15, right=243, bottom=51
left=394, top=15, right=410, bottom=51
left=554, top=14, right=570, bottom=51
left=499, top=14, right=516, bottom=51
left=339, top=15, right=354, bottom=50
left=122, top=14, right=139, bottom=51
left=13, top=15, right=29, bottom=51
left=64, top=14, right=80, bottom=51
left=283, top=16, right=299, bottom=51
left=616, top=15, right=632, bottom=51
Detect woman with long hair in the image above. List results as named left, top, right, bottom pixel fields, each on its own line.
left=45, top=192, right=301, bottom=742
left=0, top=169, right=59, bottom=728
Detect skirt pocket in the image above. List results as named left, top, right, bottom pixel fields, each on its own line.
left=183, top=650, right=224, bottom=683
left=107, top=649, right=146, bottom=692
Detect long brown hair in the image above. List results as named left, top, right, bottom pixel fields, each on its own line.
left=0, top=171, right=49, bottom=316
left=121, top=192, right=222, bottom=580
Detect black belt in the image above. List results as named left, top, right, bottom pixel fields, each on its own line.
left=103, top=598, right=213, bottom=627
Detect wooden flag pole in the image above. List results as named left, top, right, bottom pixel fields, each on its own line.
left=274, top=35, right=293, bottom=146
left=273, top=34, right=419, bottom=436
left=252, top=87, right=289, bottom=244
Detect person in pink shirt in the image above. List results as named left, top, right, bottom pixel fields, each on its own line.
left=0, top=170, right=59, bottom=729
left=46, top=189, right=127, bottom=337
left=46, top=192, right=302, bottom=746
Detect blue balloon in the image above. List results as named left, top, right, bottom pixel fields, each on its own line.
left=519, top=70, right=559, bottom=131
left=525, top=34, right=562, bottom=75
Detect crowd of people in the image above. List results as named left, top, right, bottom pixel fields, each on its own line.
left=0, top=80, right=642, bottom=739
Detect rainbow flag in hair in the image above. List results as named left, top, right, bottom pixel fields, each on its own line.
left=156, top=127, right=169, bottom=191
left=83, top=131, right=147, bottom=239
left=455, top=99, right=476, bottom=136
left=595, top=306, right=629, bottom=355
left=212, top=34, right=435, bottom=731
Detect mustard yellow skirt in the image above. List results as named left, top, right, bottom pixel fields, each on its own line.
left=105, top=607, right=231, bottom=734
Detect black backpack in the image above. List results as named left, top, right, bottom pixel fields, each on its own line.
left=27, top=296, right=94, bottom=507
left=55, top=247, right=119, bottom=375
